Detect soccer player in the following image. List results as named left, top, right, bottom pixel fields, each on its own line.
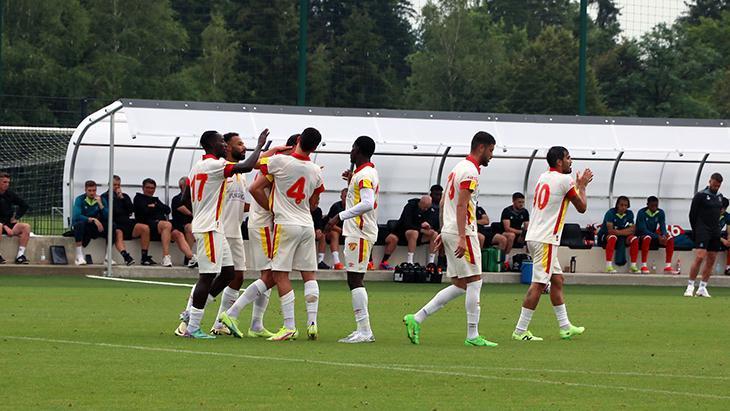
left=598, top=196, right=639, bottom=273
left=324, top=188, right=348, bottom=270
left=635, top=196, right=674, bottom=274
left=101, top=175, right=152, bottom=266
left=178, top=129, right=267, bottom=339
left=224, top=128, right=324, bottom=342
left=718, top=198, right=730, bottom=276
left=512, top=146, right=592, bottom=342
left=0, top=172, right=31, bottom=264
left=218, top=134, right=299, bottom=339
left=685, top=173, right=724, bottom=298
left=326, top=136, right=379, bottom=344
left=403, top=131, right=498, bottom=347
left=209, top=132, right=273, bottom=336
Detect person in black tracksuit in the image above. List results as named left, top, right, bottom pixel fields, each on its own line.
left=685, top=173, right=724, bottom=297
left=0, top=172, right=31, bottom=264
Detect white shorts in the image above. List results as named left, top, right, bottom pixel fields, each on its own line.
left=226, top=236, right=246, bottom=271
left=343, top=237, right=372, bottom=273
left=270, top=224, right=317, bottom=272
left=442, top=232, right=482, bottom=278
left=246, top=226, right=273, bottom=271
left=195, top=231, right=233, bottom=274
left=528, top=241, right=562, bottom=284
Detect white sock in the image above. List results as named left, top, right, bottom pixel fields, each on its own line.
left=304, top=280, right=319, bottom=325
left=699, top=281, right=708, bottom=289
left=553, top=304, right=571, bottom=331
left=332, top=251, right=340, bottom=264
left=666, top=263, right=673, bottom=268
left=280, top=290, right=296, bottom=330
left=606, top=261, right=613, bottom=266
left=251, top=288, right=271, bottom=331
left=17, top=246, right=26, bottom=257
left=227, top=279, right=267, bottom=318
left=351, top=287, right=371, bottom=334
left=186, top=307, right=204, bottom=333
left=641, top=262, right=647, bottom=268
left=414, top=285, right=465, bottom=323
left=465, top=280, right=482, bottom=340
left=515, top=307, right=534, bottom=334
left=184, top=285, right=214, bottom=312
left=318, top=253, right=325, bottom=263
left=75, top=246, right=83, bottom=259
left=407, top=252, right=414, bottom=264
left=428, top=253, right=436, bottom=264
left=215, top=286, right=240, bottom=328
left=631, top=262, right=637, bottom=268
left=688, top=280, right=696, bottom=287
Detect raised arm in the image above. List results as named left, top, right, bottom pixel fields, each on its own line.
left=569, top=169, right=593, bottom=214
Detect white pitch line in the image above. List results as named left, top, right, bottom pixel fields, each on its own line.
left=86, top=275, right=193, bottom=288
left=385, top=363, right=730, bottom=382
left=3, top=335, right=729, bottom=401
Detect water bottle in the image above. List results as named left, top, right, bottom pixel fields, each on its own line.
left=40, top=248, right=47, bottom=264
left=569, top=256, right=576, bottom=273
left=676, top=258, right=682, bottom=275
left=651, top=263, right=656, bottom=273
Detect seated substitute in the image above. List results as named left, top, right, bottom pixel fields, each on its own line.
left=313, top=204, right=329, bottom=269
left=71, top=180, right=126, bottom=265
left=171, top=176, right=198, bottom=267
left=101, top=175, right=152, bottom=266
left=476, top=205, right=509, bottom=253
left=635, top=196, right=674, bottom=274
left=324, top=188, right=347, bottom=270
left=500, top=192, right=529, bottom=252
left=133, top=178, right=195, bottom=267
left=381, top=195, right=438, bottom=269
left=0, top=172, right=31, bottom=264
left=598, top=196, right=640, bottom=273
left=718, top=198, right=730, bottom=276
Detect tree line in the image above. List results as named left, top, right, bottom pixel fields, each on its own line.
left=1, top=0, right=729, bottom=127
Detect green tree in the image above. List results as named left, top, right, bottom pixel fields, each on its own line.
left=485, top=0, right=577, bottom=38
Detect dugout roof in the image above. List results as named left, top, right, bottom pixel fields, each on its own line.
left=63, top=99, right=730, bottom=228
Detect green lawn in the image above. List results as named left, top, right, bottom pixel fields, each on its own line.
left=1, top=275, right=728, bottom=410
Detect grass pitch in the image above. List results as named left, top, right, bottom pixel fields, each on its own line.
left=1, top=275, right=728, bottom=410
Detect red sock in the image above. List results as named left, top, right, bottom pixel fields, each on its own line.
left=666, top=238, right=674, bottom=264
left=641, top=236, right=651, bottom=264
left=606, top=235, right=617, bottom=261
left=629, top=236, right=639, bottom=263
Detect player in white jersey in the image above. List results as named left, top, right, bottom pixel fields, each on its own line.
left=174, top=129, right=268, bottom=339
left=208, top=132, right=274, bottom=337
left=512, top=146, right=593, bottom=342
left=325, top=136, right=379, bottom=344
left=216, top=134, right=300, bottom=339
left=403, top=132, right=498, bottom=347
left=222, top=128, right=324, bottom=342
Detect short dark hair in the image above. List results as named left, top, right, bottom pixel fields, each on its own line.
left=0, top=172, right=10, bottom=179
left=471, top=131, right=496, bottom=151
left=711, top=172, right=723, bottom=183
left=200, top=130, right=221, bottom=151
left=354, top=135, right=376, bottom=158
left=286, top=134, right=300, bottom=147
left=113, top=175, right=121, bottom=182
left=547, top=146, right=569, bottom=167
left=223, top=132, right=239, bottom=143
left=615, top=195, right=630, bottom=209
left=300, top=127, right=321, bottom=152
left=84, top=180, right=97, bottom=188
left=430, top=184, right=443, bottom=193
left=723, top=198, right=729, bottom=208
left=142, top=178, right=156, bottom=187
left=513, top=192, right=525, bottom=200
left=647, top=196, right=658, bottom=204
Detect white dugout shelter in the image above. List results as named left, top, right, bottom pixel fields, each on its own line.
left=64, top=99, right=730, bottom=236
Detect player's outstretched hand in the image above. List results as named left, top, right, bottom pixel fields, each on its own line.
left=257, top=129, right=270, bottom=147
left=576, top=168, right=593, bottom=188
left=455, top=236, right=467, bottom=258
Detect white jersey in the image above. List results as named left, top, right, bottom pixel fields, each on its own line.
left=247, top=171, right=273, bottom=229
left=442, top=157, right=481, bottom=236
left=188, top=154, right=232, bottom=233
left=525, top=168, right=578, bottom=245
left=261, top=153, right=324, bottom=227
left=343, top=163, right=380, bottom=243
left=222, top=170, right=247, bottom=239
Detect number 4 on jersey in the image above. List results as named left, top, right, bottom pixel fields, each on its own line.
left=286, top=177, right=306, bottom=204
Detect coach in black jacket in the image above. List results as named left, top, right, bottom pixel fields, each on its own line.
left=685, top=172, right=724, bottom=298
left=0, top=172, right=31, bottom=264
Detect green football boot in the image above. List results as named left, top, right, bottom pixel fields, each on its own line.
left=403, top=314, right=421, bottom=345
left=559, top=325, right=585, bottom=340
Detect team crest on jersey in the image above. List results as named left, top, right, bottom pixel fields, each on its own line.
left=348, top=242, right=358, bottom=251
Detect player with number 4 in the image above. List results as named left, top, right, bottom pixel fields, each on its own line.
left=512, top=146, right=593, bottom=342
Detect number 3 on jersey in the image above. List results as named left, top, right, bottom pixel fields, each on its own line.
left=286, top=177, right=306, bottom=204
left=534, top=183, right=550, bottom=210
